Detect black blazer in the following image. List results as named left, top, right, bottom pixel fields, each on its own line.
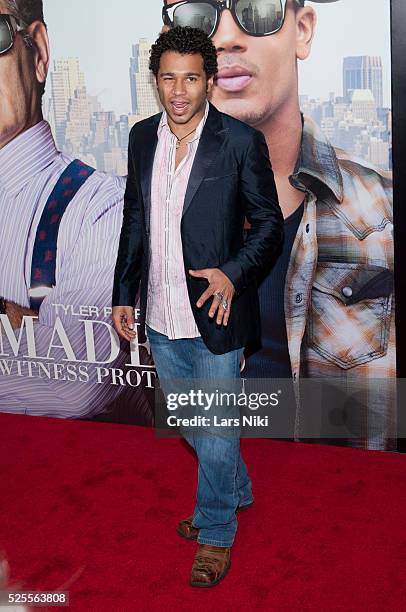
left=112, top=102, right=283, bottom=354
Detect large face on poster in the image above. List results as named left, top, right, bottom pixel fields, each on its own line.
left=0, top=0, right=395, bottom=449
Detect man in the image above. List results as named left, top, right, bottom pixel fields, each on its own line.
left=162, top=0, right=396, bottom=450
left=112, top=27, right=283, bottom=586
left=0, top=0, right=152, bottom=422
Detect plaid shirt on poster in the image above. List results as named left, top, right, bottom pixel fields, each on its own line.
left=285, top=116, right=395, bottom=451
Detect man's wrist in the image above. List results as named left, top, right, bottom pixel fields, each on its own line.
left=218, top=261, right=244, bottom=295
left=0, top=297, right=6, bottom=315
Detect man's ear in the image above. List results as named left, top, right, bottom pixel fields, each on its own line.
left=26, top=21, right=50, bottom=87
left=207, top=75, right=215, bottom=94
left=296, top=6, right=317, bottom=61
left=161, top=24, right=170, bottom=33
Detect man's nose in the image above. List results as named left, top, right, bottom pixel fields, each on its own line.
left=173, top=78, right=187, bottom=95
left=212, top=9, right=248, bottom=53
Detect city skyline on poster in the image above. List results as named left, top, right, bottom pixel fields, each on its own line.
left=42, top=0, right=392, bottom=173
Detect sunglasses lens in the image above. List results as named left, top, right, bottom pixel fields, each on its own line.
left=235, top=0, right=284, bottom=35
left=172, top=3, right=217, bottom=36
left=0, top=18, right=13, bottom=53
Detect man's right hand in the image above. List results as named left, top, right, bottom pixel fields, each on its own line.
left=112, top=306, right=137, bottom=342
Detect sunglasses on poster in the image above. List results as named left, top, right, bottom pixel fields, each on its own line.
left=0, top=14, right=27, bottom=55
left=162, top=0, right=339, bottom=38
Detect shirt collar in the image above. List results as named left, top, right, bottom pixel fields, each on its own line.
left=158, top=100, right=210, bottom=142
left=290, top=115, right=344, bottom=203
left=0, top=120, right=59, bottom=197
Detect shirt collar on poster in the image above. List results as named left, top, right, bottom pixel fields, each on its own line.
left=0, top=120, right=59, bottom=198
left=290, top=114, right=344, bottom=203
left=158, top=100, right=210, bottom=142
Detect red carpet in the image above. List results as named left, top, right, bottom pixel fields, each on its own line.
left=0, top=412, right=405, bottom=611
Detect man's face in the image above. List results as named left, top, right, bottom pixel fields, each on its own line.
left=0, top=1, right=48, bottom=149
left=164, top=0, right=315, bottom=128
left=156, top=50, right=213, bottom=125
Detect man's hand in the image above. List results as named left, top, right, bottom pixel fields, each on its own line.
left=3, top=301, right=39, bottom=330
left=189, top=268, right=235, bottom=326
left=112, top=306, right=137, bottom=342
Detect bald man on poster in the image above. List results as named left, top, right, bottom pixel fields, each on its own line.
left=0, top=0, right=153, bottom=423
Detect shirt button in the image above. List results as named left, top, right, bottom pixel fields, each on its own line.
left=342, top=286, right=353, bottom=298
left=295, top=293, right=303, bottom=304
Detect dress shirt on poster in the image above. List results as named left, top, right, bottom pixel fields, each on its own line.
left=0, top=121, right=134, bottom=418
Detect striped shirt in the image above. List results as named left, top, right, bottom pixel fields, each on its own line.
left=146, top=102, right=209, bottom=339
left=0, top=120, right=140, bottom=419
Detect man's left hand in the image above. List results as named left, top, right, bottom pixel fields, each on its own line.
left=189, top=268, right=235, bottom=326
left=3, top=301, right=39, bottom=330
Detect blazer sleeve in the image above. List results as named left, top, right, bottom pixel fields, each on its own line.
left=219, top=129, right=284, bottom=294
left=112, top=131, right=144, bottom=306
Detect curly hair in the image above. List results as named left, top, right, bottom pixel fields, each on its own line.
left=149, top=26, right=218, bottom=79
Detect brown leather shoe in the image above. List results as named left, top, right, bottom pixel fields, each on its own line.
left=177, top=516, right=199, bottom=540
left=177, top=500, right=254, bottom=541
left=190, top=544, right=231, bottom=587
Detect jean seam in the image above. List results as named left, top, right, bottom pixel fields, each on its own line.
left=197, top=536, right=234, bottom=547
left=239, top=497, right=254, bottom=507
left=192, top=509, right=203, bottom=526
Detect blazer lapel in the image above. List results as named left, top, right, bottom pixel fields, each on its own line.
left=138, top=114, right=161, bottom=231
left=183, top=103, right=227, bottom=217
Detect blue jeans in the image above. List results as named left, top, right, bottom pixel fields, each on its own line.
left=146, top=325, right=253, bottom=547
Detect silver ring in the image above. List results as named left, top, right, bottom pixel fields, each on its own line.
left=221, top=299, right=229, bottom=311
left=214, top=291, right=224, bottom=301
